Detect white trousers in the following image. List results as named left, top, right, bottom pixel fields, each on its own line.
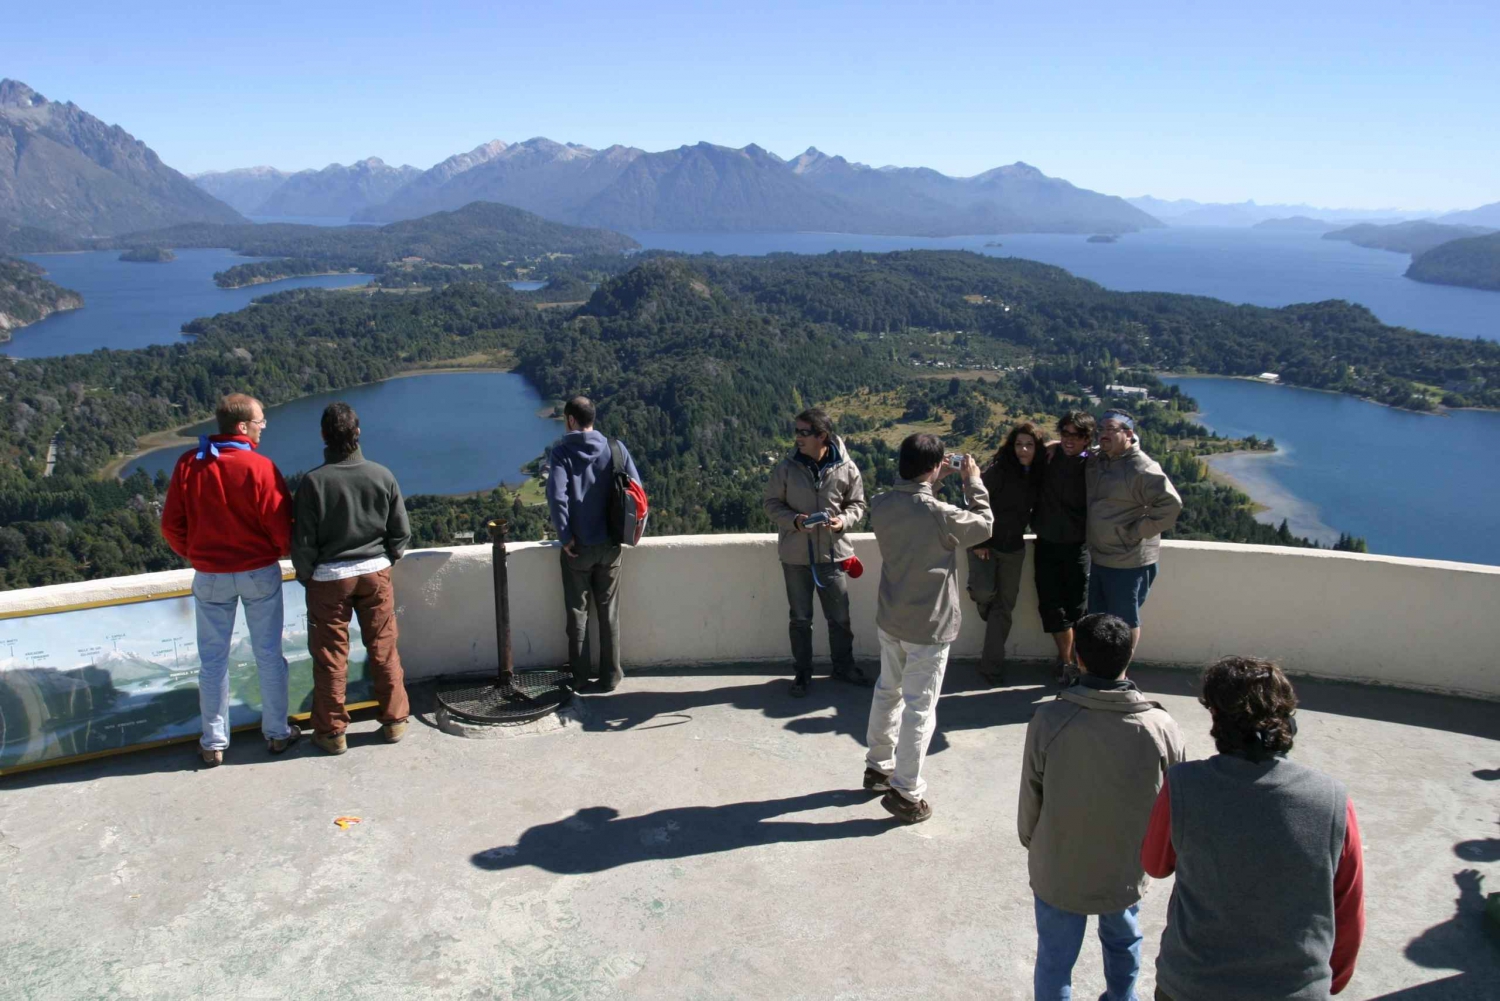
left=865, top=627, right=951, bottom=802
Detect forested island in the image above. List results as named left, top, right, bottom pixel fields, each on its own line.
left=0, top=257, right=83, bottom=337
left=34, top=245, right=1500, bottom=585
left=1406, top=232, right=1500, bottom=292
left=118, top=246, right=175, bottom=263
left=1086, top=234, right=1117, bottom=243
left=1324, top=220, right=1493, bottom=256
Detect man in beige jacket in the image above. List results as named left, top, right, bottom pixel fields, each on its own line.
left=1086, top=410, right=1182, bottom=652
left=1018, top=612, right=1185, bottom=1000
left=863, top=433, right=993, bottom=824
left=764, top=408, right=868, bottom=697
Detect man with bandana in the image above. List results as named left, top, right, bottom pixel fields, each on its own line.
left=161, top=393, right=299, bottom=767
left=1085, top=409, right=1182, bottom=652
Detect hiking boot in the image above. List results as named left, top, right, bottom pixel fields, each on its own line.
left=832, top=665, right=873, bottom=687
left=862, top=767, right=892, bottom=792
left=267, top=723, right=301, bottom=755
left=978, top=664, right=1006, bottom=687
left=790, top=676, right=809, bottom=698
left=381, top=720, right=408, bottom=744
left=881, top=789, right=933, bottom=824
left=312, top=731, right=348, bottom=755
left=200, top=747, right=223, bottom=768
left=1055, top=661, right=1078, bottom=687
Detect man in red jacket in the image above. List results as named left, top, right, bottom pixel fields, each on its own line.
left=161, top=393, right=299, bottom=767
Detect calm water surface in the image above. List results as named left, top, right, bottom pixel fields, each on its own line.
left=1167, top=377, right=1500, bottom=565
left=130, top=373, right=560, bottom=495
left=633, top=229, right=1500, bottom=341
left=7, top=250, right=371, bottom=358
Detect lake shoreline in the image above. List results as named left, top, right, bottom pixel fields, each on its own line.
left=99, top=364, right=555, bottom=485
left=1159, top=370, right=1496, bottom=416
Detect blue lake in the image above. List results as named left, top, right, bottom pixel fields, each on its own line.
left=632, top=228, right=1500, bottom=341
left=1167, top=377, right=1500, bottom=565
left=128, top=372, right=560, bottom=495
left=7, top=249, right=372, bottom=358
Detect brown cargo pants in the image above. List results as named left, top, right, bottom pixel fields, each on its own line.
left=305, top=568, right=409, bottom=736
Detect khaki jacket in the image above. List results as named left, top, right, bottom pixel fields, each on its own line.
left=1085, top=444, right=1183, bottom=569
left=869, top=476, right=993, bottom=645
left=762, top=438, right=867, bottom=565
left=1018, top=683, right=1186, bottom=914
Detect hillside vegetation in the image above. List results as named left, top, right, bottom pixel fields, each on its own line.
left=1406, top=232, right=1500, bottom=292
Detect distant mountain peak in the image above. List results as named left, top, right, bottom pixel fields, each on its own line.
left=0, top=79, right=45, bottom=109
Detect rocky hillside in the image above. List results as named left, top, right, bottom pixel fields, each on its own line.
left=0, top=79, right=245, bottom=237
left=0, top=256, right=83, bottom=335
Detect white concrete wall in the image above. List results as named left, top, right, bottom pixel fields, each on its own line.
left=3, top=537, right=1498, bottom=699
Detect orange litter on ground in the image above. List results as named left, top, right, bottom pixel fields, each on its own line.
left=333, top=816, right=362, bottom=830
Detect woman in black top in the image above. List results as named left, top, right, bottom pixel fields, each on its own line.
left=967, top=421, right=1041, bottom=684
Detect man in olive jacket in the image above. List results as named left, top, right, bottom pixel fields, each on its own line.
left=863, top=434, right=993, bottom=824
left=1085, top=410, right=1182, bottom=651
left=1019, top=613, right=1185, bottom=1000
left=291, top=402, right=411, bottom=755
left=763, top=408, right=868, bottom=697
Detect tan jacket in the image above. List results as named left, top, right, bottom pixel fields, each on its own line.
left=1085, top=444, right=1183, bottom=569
left=868, top=476, right=993, bottom=645
left=1018, top=682, right=1186, bottom=914
left=762, top=438, right=867, bottom=565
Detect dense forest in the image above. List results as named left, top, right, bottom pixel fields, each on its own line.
left=0, top=256, right=84, bottom=334
left=1406, top=232, right=1500, bottom=292
left=29, top=246, right=1500, bottom=587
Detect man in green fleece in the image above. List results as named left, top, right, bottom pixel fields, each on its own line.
left=292, top=402, right=411, bottom=755
left=1018, top=612, right=1185, bottom=1000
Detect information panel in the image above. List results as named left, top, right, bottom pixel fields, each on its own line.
left=0, top=579, right=368, bottom=771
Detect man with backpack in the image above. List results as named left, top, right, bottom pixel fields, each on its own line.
left=547, top=396, right=643, bottom=692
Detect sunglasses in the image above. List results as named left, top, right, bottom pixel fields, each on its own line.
left=794, top=427, right=818, bottom=438
left=1060, top=429, right=1089, bottom=439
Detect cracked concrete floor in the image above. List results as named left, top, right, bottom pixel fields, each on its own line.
left=2, top=662, right=1497, bottom=1000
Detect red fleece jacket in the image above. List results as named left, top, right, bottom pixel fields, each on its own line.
left=160, top=435, right=293, bottom=573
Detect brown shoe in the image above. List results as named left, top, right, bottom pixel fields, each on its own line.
left=312, top=731, right=348, bottom=755
left=381, top=720, right=408, bottom=744
left=200, top=746, right=223, bottom=768
left=267, top=723, right=301, bottom=755
left=881, top=789, right=933, bottom=824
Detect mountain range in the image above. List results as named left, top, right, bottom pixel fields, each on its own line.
left=195, top=158, right=421, bottom=217
left=0, top=79, right=244, bottom=237
left=1126, top=196, right=1429, bottom=228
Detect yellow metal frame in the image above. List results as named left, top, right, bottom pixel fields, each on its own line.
left=0, top=570, right=377, bottom=778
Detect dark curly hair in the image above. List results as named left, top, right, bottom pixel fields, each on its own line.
left=321, top=402, right=360, bottom=459
left=1200, top=656, right=1298, bottom=761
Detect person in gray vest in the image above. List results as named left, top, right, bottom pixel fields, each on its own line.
left=763, top=407, right=868, bottom=697
left=863, top=434, right=993, bottom=824
left=1142, top=657, right=1366, bottom=1000
left=547, top=396, right=641, bottom=692
left=1085, top=410, right=1182, bottom=652
left=1019, top=613, right=1184, bottom=1001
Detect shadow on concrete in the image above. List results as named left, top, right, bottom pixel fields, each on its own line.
left=578, top=660, right=1051, bottom=758
left=1125, top=664, right=1500, bottom=743
left=469, top=789, right=892, bottom=874
left=1364, top=870, right=1499, bottom=1000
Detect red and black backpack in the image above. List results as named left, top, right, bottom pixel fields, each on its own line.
left=606, top=438, right=649, bottom=546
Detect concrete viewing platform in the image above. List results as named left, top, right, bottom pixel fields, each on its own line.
left=3, top=661, right=1497, bottom=1000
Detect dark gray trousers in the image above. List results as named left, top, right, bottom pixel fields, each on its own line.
left=782, top=562, right=855, bottom=681
left=967, top=547, right=1026, bottom=673
left=561, top=543, right=623, bottom=684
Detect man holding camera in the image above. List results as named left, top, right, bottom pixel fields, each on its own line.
left=863, top=434, right=994, bottom=824
left=764, top=408, right=868, bottom=697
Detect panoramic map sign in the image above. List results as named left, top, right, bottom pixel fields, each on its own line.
left=0, top=579, right=369, bottom=772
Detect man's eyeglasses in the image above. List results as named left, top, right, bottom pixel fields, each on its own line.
left=793, top=427, right=817, bottom=437
left=249, top=418, right=268, bottom=428
left=1060, top=429, right=1089, bottom=439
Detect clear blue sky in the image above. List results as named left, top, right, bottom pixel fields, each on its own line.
left=9, top=0, right=1498, bottom=210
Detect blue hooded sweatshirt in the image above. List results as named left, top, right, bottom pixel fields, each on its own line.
left=546, top=429, right=641, bottom=547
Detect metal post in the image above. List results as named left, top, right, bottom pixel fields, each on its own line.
left=489, top=519, right=513, bottom=688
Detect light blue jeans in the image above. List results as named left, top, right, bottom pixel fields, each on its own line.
left=193, top=563, right=294, bottom=749
left=1033, top=894, right=1141, bottom=1001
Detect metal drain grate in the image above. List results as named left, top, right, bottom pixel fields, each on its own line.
left=436, top=670, right=575, bottom=725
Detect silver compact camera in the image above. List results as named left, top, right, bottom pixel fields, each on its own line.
left=948, top=454, right=965, bottom=469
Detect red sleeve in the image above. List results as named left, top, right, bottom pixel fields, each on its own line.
left=1140, top=780, right=1177, bottom=878
left=262, top=464, right=294, bottom=558
left=1330, top=799, right=1365, bottom=994
left=160, top=457, right=190, bottom=558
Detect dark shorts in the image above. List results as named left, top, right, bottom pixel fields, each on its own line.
left=1033, top=539, right=1089, bottom=634
left=1087, top=562, right=1158, bottom=629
